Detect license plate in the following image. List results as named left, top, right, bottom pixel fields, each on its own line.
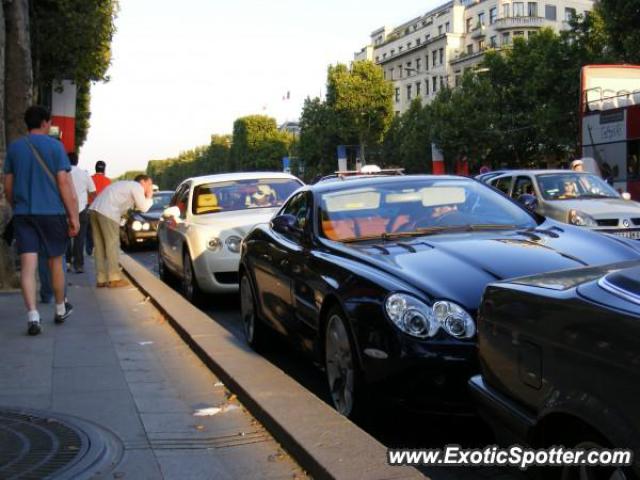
left=612, top=230, right=640, bottom=239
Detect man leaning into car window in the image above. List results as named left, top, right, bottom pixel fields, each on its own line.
left=89, top=175, right=154, bottom=288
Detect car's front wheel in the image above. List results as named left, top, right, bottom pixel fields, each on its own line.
left=240, top=272, right=266, bottom=349
left=559, top=441, right=629, bottom=480
left=325, top=308, right=363, bottom=419
left=182, top=250, right=203, bottom=304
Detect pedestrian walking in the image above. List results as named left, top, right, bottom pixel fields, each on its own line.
left=86, top=160, right=111, bottom=256
left=66, top=152, right=96, bottom=273
left=2, top=105, right=80, bottom=335
left=89, top=175, right=153, bottom=288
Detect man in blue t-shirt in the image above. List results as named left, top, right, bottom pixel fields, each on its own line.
left=3, top=106, right=80, bottom=336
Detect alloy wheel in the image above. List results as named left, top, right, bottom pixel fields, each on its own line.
left=325, top=313, right=356, bottom=417
left=561, top=442, right=628, bottom=480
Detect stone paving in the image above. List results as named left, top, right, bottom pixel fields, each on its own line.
left=0, top=261, right=306, bottom=480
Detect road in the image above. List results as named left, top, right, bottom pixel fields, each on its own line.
left=129, top=248, right=525, bottom=479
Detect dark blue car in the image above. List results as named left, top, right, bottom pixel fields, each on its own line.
left=238, top=175, right=640, bottom=418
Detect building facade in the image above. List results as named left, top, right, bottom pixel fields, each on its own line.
left=355, top=0, right=593, bottom=115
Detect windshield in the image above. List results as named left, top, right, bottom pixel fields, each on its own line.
left=537, top=173, right=620, bottom=200
left=149, top=192, right=173, bottom=211
left=319, top=178, right=537, bottom=242
left=192, top=178, right=302, bottom=215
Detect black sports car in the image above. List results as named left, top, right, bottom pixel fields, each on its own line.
left=238, top=175, right=640, bottom=417
left=120, top=190, right=173, bottom=249
left=470, top=262, right=640, bottom=479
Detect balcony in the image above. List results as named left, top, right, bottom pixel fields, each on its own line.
left=470, top=24, right=486, bottom=39
left=493, top=16, right=546, bottom=31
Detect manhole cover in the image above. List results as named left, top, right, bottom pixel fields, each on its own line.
left=0, top=408, right=124, bottom=480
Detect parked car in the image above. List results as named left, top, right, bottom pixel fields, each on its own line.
left=120, top=190, right=173, bottom=249
left=238, top=174, right=640, bottom=417
left=157, top=172, right=303, bottom=301
left=485, top=170, right=640, bottom=239
left=470, top=261, right=640, bottom=479
left=474, top=170, right=510, bottom=183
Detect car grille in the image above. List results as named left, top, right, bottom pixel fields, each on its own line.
left=214, top=272, right=239, bottom=285
left=633, top=218, right=640, bottom=226
left=610, top=229, right=640, bottom=240
left=596, top=219, right=619, bottom=227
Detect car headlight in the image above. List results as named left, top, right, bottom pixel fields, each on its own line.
left=385, top=294, right=475, bottom=339
left=432, top=301, right=476, bottom=339
left=569, top=209, right=597, bottom=227
left=225, top=235, right=242, bottom=254
left=385, top=294, right=439, bottom=338
left=131, top=220, right=142, bottom=231
left=142, top=222, right=150, bottom=231
left=207, top=237, right=222, bottom=251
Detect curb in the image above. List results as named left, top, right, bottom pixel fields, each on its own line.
left=120, top=255, right=426, bottom=480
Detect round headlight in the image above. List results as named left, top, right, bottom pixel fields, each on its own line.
left=142, top=222, right=151, bottom=231
left=131, top=220, right=142, bottom=231
left=569, top=209, right=597, bottom=227
left=385, top=293, right=438, bottom=338
left=207, top=238, right=222, bottom=251
left=433, top=301, right=476, bottom=339
left=225, top=235, right=242, bottom=254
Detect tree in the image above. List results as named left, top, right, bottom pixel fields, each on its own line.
left=230, top=115, right=293, bottom=171
left=382, top=99, right=432, bottom=173
left=31, top=0, right=118, bottom=150
left=298, top=97, right=340, bottom=180
left=326, top=61, right=393, bottom=163
left=596, top=0, right=640, bottom=64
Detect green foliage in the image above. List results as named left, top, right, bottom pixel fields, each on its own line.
left=326, top=61, right=393, bottom=161
left=117, top=170, right=145, bottom=181
left=596, top=0, right=640, bottom=64
left=298, top=97, right=341, bottom=180
left=31, top=0, right=118, bottom=84
left=146, top=135, right=232, bottom=190
left=31, top=0, right=118, bottom=151
left=382, top=100, right=432, bottom=173
left=230, top=115, right=294, bottom=171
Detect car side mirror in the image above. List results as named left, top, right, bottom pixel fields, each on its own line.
left=272, top=214, right=299, bottom=236
left=162, top=206, right=181, bottom=220
left=622, top=192, right=632, bottom=201
left=517, top=194, right=538, bottom=212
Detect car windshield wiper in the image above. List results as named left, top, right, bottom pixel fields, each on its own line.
left=341, top=224, right=518, bottom=242
left=577, top=193, right=616, bottom=199
left=341, top=231, right=432, bottom=243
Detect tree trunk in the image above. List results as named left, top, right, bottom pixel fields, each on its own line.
left=1, top=0, right=33, bottom=289
left=4, top=0, right=32, bottom=142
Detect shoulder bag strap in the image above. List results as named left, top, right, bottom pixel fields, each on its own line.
left=25, top=137, right=59, bottom=191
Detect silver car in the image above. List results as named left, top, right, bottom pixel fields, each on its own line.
left=157, top=172, right=303, bottom=302
left=487, top=170, right=640, bottom=239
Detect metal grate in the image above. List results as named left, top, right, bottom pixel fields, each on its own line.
left=0, top=408, right=123, bottom=480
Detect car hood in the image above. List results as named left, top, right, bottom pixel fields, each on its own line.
left=189, top=207, right=279, bottom=236
left=546, top=198, right=640, bottom=217
left=135, top=211, right=162, bottom=221
left=329, top=221, right=640, bottom=311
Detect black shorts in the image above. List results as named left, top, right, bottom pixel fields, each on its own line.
left=13, top=215, right=68, bottom=257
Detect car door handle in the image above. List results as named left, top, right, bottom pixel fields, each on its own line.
left=280, top=258, right=290, bottom=268
left=261, top=254, right=272, bottom=262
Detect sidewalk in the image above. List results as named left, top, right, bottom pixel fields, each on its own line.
left=0, top=259, right=306, bottom=479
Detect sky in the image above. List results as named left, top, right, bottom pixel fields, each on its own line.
left=80, top=0, right=441, bottom=177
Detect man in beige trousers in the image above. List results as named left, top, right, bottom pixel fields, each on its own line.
left=89, top=174, right=153, bottom=287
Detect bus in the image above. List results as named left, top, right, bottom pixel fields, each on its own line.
left=580, top=65, right=640, bottom=199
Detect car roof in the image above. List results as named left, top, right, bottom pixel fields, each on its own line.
left=490, top=169, right=593, bottom=178
left=185, top=171, right=302, bottom=186
left=308, top=174, right=471, bottom=194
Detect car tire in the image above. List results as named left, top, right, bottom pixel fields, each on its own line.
left=558, top=440, right=629, bottom=480
left=182, top=250, right=203, bottom=305
left=324, top=307, right=364, bottom=419
left=158, top=248, right=173, bottom=283
left=240, top=272, right=267, bottom=350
